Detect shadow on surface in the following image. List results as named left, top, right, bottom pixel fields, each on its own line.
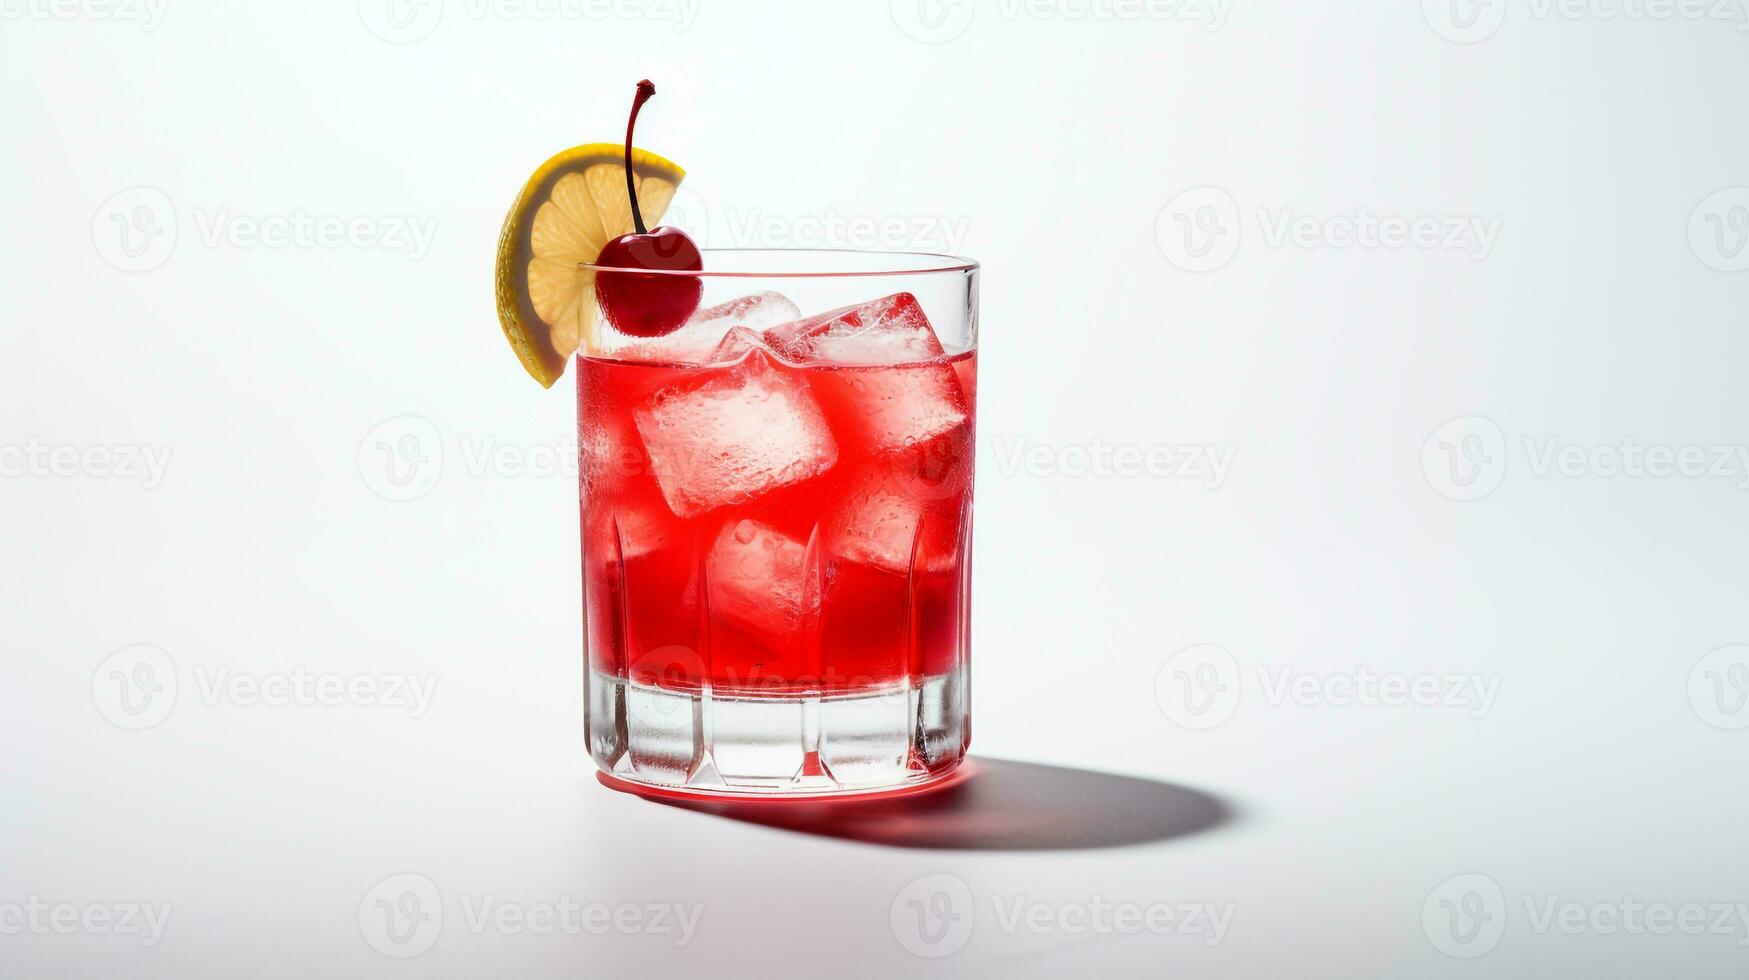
left=634, top=757, right=1236, bottom=851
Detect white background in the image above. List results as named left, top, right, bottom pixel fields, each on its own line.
left=4, top=1, right=1749, bottom=976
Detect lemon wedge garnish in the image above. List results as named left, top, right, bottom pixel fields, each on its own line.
left=494, top=144, right=684, bottom=387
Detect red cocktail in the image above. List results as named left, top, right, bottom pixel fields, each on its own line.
left=578, top=261, right=978, bottom=795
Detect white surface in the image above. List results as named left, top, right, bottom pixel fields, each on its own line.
left=4, top=2, right=1749, bottom=977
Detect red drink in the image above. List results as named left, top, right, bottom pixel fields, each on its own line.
left=578, top=288, right=977, bottom=794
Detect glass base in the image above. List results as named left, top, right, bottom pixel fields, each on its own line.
left=587, top=667, right=968, bottom=797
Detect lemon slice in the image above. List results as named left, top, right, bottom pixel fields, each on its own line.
left=495, top=144, right=684, bottom=387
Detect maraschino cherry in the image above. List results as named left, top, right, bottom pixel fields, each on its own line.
left=594, top=80, right=702, bottom=338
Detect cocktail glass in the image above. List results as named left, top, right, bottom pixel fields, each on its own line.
left=577, top=248, right=978, bottom=797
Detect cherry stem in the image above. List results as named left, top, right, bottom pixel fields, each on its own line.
left=623, top=79, right=655, bottom=236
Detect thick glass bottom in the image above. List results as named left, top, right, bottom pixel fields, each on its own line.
left=587, top=666, right=968, bottom=797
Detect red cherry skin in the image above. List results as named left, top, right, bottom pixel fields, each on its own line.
left=595, top=226, right=703, bottom=338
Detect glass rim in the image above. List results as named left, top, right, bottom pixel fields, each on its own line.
left=578, top=247, right=979, bottom=279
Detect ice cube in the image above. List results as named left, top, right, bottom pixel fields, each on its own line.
left=613, top=291, right=802, bottom=364
left=692, top=291, right=804, bottom=332
left=827, top=478, right=962, bottom=575
left=633, top=352, right=838, bottom=518
left=764, top=292, right=945, bottom=365
left=707, top=518, right=811, bottom=646
left=764, top=292, right=968, bottom=450
left=707, top=325, right=768, bottom=363
left=824, top=363, right=970, bottom=451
